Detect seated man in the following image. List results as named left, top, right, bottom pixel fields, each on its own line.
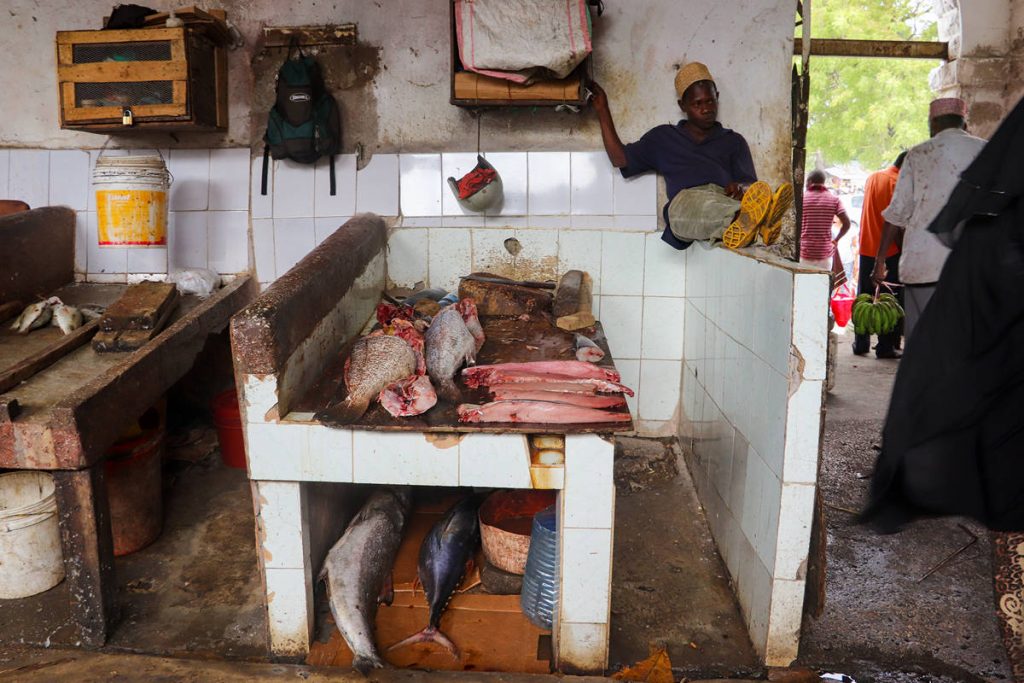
left=590, top=61, right=792, bottom=250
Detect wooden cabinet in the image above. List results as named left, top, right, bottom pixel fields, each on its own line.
left=56, top=27, right=227, bottom=133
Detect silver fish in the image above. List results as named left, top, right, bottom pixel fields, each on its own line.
left=319, top=489, right=411, bottom=674
left=51, top=305, right=83, bottom=335
left=317, top=335, right=417, bottom=425
left=12, top=302, right=52, bottom=334
left=424, top=306, right=477, bottom=403
left=574, top=333, right=605, bottom=363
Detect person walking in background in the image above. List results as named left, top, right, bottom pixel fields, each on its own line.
left=872, top=97, right=986, bottom=340
left=800, top=169, right=850, bottom=269
left=853, top=152, right=906, bottom=358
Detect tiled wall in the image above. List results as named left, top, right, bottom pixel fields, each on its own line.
left=1, top=148, right=252, bottom=282
left=678, top=245, right=828, bottom=665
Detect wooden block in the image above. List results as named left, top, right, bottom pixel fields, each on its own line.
left=99, top=281, right=178, bottom=332
left=453, top=71, right=478, bottom=100
left=92, top=296, right=176, bottom=352
left=475, top=74, right=511, bottom=100
left=556, top=273, right=594, bottom=331
left=552, top=270, right=585, bottom=318
left=458, top=273, right=553, bottom=317
left=0, top=319, right=100, bottom=394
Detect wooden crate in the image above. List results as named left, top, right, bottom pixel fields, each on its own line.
left=56, top=27, right=227, bottom=133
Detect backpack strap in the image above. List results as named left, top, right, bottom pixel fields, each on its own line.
left=329, top=154, right=336, bottom=196
left=261, top=144, right=270, bottom=196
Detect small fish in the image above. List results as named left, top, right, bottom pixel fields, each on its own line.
left=574, top=334, right=605, bottom=363
left=424, top=306, right=477, bottom=403
left=51, top=305, right=83, bottom=335
left=317, top=335, right=417, bottom=425
left=388, top=495, right=482, bottom=659
left=320, top=489, right=411, bottom=674
left=11, top=301, right=52, bottom=334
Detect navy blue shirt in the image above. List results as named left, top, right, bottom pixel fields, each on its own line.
left=622, top=120, right=757, bottom=249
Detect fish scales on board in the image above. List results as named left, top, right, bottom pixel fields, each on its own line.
left=319, top=489, right=411, bottom=674
left=317, top=335, right=417, bottom=425
left=389, top=495, right=483, bottom=659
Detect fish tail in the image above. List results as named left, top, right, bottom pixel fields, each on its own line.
left=315, top=395, right=371, bottom=425
left=387, top=625, right=460, bottom=659
left=352, top=653, right=386, bottom=675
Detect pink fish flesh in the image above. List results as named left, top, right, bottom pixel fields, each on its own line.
left=486, top=381, right=598, bottom=394
left=464, top=370, right=634, bottom=397
left=457, top=400, right=631, bottom=424
left=379, top=374, right=438, bottom=417
left=487, top=388, right=626, bottom=408
left=463, top=360, right=619, bottom=383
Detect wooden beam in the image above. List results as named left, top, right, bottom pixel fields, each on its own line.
left=0, top=320, right=100, bottom=395
left=793, top=38, right=949, bottom=60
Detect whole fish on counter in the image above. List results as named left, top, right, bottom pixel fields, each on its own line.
left=317, top=335, right=418, bottom=425
left=389, top=495, right=483, bottom=659
left=424, top=305, right=477, bottom=403
left=50, top=304, right=83, bottom=335
left=457, top=400, right=632, bottom=424
left=574, top=334, right=605, bottom=363
left=10, top=301, right=52, bottom=334
left=379, top=374, right=437, bottom=418
left=319, top=489, right=411, bottom=674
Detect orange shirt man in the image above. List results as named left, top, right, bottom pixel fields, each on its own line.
left=853, top=152, right=905, bottom=357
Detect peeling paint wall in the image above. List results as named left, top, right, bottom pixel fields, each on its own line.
left=1, top=0, right=795, bottom=182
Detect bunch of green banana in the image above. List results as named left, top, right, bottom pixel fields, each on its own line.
left=851, top=293, right=904, bottom=335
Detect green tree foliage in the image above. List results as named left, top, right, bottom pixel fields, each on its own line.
left=803, top=0, right=940, bottom=171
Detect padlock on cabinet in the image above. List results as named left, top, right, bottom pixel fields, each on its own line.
left=122, top=107, right=134, bottom=126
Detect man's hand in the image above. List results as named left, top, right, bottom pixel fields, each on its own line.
left=871, top=260, right=887, bottom=287
left=588, top=81, right=608, bottom=112
left=724, top=182, right=745, bottom=200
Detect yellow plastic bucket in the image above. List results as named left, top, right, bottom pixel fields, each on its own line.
left=93, top=155, right=170, bottom=247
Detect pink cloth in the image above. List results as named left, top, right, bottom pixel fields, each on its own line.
left=929, top=97, right=967, bottom=119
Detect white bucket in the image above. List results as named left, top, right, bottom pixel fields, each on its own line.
left=93, top=154, right=171, bottom=247
left=0, top=471, right=65, bottom=599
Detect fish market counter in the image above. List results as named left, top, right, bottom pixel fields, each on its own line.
left=231, top=215, right=624, bottom=673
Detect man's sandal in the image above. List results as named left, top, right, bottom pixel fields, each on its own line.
left=760, top=182, right=794, bottom=245
left=722, top=181, right=772, bottom=250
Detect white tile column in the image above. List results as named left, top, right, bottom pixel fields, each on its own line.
left=254, top=480, right=315, bottom=657
left=554, top=434, right=615, bottom=673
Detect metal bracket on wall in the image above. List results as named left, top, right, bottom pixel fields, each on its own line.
left=262, top=24, right=358, bottom=50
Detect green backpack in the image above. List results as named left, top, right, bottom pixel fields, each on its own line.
left=261, top=41, right=342, bottom=195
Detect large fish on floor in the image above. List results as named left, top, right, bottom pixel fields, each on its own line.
left=317, top=335, right=417, bottom=425
left=388, top=495, right=482, bottom=659
left=424, top=305, right=477, bottom=403
left=319, top=489, right=411, bottom=674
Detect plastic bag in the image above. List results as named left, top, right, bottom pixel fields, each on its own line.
left=830, top=282, right=856, bottom=328
left=168, top=268, right=221, bottom=298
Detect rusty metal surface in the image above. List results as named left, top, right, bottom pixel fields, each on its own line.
left=0, top=207, right=75, bottom=307
left=231, top=215, right=387, bottom=376
left=293, top=315, right=633, bottom=434
left=792, top=38, right=949, bottom=60
left=0, top=276, right=256, bottom=470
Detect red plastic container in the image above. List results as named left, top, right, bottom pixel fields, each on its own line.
left=212, top=389, right=247, bottom=469
left=105, top=409, right=164, bottom=556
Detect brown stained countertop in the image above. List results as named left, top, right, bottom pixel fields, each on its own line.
left=287, top=313, right=634, bottom=434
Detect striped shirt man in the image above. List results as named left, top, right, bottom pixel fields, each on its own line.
left=800, top=174, right=848, bottom=265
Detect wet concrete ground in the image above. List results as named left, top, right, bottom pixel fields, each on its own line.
left=796, top=333, right=1013, bottom=682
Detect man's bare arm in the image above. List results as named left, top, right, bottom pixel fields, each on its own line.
left=589, top=81, right=627, bottom=168
left=871, top=221, right=904, bottom=285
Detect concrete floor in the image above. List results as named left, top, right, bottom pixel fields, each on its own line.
left=796, top=331, right=1014, bottom=683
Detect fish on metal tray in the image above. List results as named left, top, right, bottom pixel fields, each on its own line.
left=388, top=494, right=483, bottom=659
left=424, top=305, right=477, bottom=403
left=319, top=488, right=411, bottom=674
left=10, top=301, right=52, bottom=334
left=317, top=335, right=417, bottom=425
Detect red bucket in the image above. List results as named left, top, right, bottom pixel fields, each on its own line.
left=212, top=389, right=246, bottom=469
left=105, top=409, right=164, bottom=556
